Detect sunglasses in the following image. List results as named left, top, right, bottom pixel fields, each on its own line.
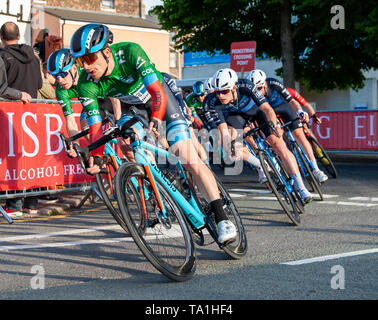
left=75, top=52, right=99, bottom=67
left=215, top=89, right=231, bottom=95
left=257, top=86, right=265, bottom=91
left=53, top=71, right=69, bottom=79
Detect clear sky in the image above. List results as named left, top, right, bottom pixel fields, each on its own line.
left=143, top=0, right=162, bottom=14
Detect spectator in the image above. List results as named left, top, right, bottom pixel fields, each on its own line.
left=34, top=51, right=55, bottom=100
left=33, top=28, right=49, bottom=63
left=34, top=28, right=62, bottom=64
left=0, top=56, right=31, bottom=103
left=0, top=22, right=42, bottom=98
left=0, top=21, right=42, bottom=216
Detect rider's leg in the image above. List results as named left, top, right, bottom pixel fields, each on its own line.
left=265, top=131, right=313, bottom=203
left=188, top=126, right=209, bottom=162
left=292, top=128, right=328, bottom=183
left=169, top=128, right=236, bottom=243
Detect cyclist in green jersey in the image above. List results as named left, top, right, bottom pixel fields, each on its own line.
left=185, top=81, right=207, bottom=130
left=70, top=24, right=237, bottom=243
left=47, top=48, right=131, bottom=158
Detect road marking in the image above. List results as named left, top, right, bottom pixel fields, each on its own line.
left=348, top=196, right=378, bottom=202
left=229, top=188, right=272, bottom=194
left=0, top=225, right=184, bottom=252
left=0, top=225, right=123, bottom=242
left=228, top=190, right=378, bottom=207
left=319, top=201, right=378, bottom=207
left=280, top=248, right=378, bottom=265
left=230, top=193, right=247, bottom=198
left=0, top=237, right=133, bottom=251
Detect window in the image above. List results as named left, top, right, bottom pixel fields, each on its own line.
left=101, top=0, right=115, bottom=10
left=170, top=52, right=177, bottom=68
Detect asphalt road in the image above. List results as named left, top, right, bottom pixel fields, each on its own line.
left=0, top=162, right=377, bottom=302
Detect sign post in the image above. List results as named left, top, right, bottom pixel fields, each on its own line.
left=230, top=41, right=256, bottom=77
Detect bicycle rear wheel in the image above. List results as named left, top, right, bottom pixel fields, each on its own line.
left=95, top=157, right=128, bottom=232
left=184, top=170, right=247, bottom=258
left=258, top=150, right=301, bottom=226
left=214, top=175, right=248, bottom=259
left=115, top=162, right=196, bottom=282
left=309, top=137, right=338, bottom=178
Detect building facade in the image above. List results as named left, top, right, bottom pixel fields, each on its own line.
left=30, top=0, right=172, bottom=74
left=0, top=0, right=32, bottom=44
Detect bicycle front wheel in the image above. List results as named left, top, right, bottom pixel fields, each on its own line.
left=310, top=137, right=338, bottom=178
left=259, top=150, right=301, bottom=226
left=115, top=162, right=196, bottom=282
left=95, top=159, right=128, bottom=232
left=291, top=142, right=323, bottom=201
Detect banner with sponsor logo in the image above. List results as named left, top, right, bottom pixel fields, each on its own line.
left=0, top=101, right=95, bottom=191
left=310, top=110, right=378, bottom=150
left=184, top=50, right=230, bottom=66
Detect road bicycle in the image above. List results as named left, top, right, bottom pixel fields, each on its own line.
left=75, top=111, right=247, bottom=281
left=244, top=121, right=303, bottom=226
left=60, top=115, right=128, bottom=231
left=279, top=117, right=324, bottom=201
left=303, top=121, right=338, bottom=178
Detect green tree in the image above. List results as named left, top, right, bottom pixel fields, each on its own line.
left=152, top=0, right=377, bottom=92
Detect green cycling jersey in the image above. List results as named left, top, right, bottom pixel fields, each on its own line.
left=55, top=67, right=85, bottom=117
left=185, top=92, right=203, bottom=118
left=77, top=42, right=163, bottom=125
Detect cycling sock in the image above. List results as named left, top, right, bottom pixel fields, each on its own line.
left=310, top=158, right=320, bottom=171
left=210, top=199, right=228, bottom=224
left=246, top=154, right=262, bottom=170
left=292, top=171, right=306, bottom=191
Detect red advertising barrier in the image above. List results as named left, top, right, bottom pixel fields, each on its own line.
left=0, top=101, right=94, bottom=191
left=310, top=110, right=378, bottom=150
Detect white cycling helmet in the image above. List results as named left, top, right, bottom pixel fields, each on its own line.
left=248, top=69, right=266, bottom=87
left=212, top=68, right=238, bottom=90
left=204, top=77, right=214, bottom=91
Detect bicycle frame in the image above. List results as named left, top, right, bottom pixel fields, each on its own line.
left=281, top=121, right=315, bottom=175
left=246, top=128, right=296, bottom=194
left=130, top=138, right=208, bottom=230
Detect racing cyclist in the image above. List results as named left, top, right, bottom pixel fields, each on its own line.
left=286, top=87, right=322, bottom=124
left=69, top=23, right=237, bottom=244
left=248, top=70, right=328, bottom=183
left=204, top=68, right=313, bottom=203
left=185, top=81, right=207, bottom=130
left=47, top=48, right=136, bottom=160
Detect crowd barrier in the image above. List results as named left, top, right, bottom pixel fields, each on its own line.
left=1, top=99, right=377, bottom=197
left=0, top=99, right=96, bottom=204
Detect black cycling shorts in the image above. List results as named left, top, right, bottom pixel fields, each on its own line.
left=273, top=102, right=302, bottom=131
left=214, top=105, right=272, bottom=137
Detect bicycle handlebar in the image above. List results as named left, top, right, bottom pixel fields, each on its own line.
left=72, top=115, right=142, bottom=174
left=278, top=117, right=301, bottom=130
left=243, top=121, right=280, bottom=139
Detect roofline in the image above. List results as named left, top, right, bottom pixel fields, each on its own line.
left=60, top=20, right=169, bottom=35
left=32, top=4, right=162, bottom=30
